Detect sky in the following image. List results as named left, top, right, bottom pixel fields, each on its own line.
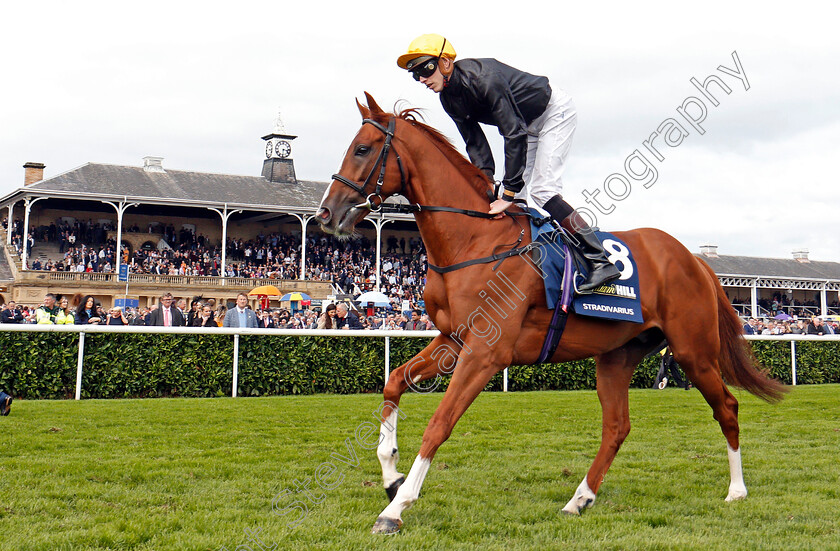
left=1, top=0, right=838, bottom=261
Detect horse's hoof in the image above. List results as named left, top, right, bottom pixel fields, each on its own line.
left=385, top=476, right=405, bottom=502
left=371, top=516, right=402, bottom=534
left=725, top=489, right=747, bottom=502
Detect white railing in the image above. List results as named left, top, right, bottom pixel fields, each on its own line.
left=744, top=334, right=840, bottom=386
left=0, top=325, right=439, bottom=399
left=0, top=326, right=834, bottom=398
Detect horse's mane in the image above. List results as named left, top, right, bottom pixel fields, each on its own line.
left=370, top=106, right=494, bottom=198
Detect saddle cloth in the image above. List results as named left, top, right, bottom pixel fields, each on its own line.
left=528, top=215, right=644, bottom=324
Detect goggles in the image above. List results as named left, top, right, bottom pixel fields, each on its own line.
left=408, top=57, right=438, bottom=81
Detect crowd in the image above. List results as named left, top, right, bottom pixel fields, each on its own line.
left=5, top=218, right=428, bottom=311
left=10, top=220, right=837, bottom=332
left=743, top=316, right=838, bottom=336
left=1, top=291, right=435, bottom=331
left=731, top=292, right=839, bottom=318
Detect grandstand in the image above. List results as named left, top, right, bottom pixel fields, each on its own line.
left=698, top=245, right=840, bottom=318
left=1, top=119, right=838, bottom=319
left=0, top=119, right=418, bottom=310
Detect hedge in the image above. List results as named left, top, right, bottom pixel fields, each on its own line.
left=0, top=333, right=836, bottom=400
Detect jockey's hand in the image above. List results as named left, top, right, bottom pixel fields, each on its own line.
left=488, top=199, right=513, bottom=219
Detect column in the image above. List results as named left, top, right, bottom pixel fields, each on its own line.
left=821, top=284, right=828, bottom=317
left=288, top=213, right=315, bottom=280
left=21, top=196, right=47, bottom=269
left=103, top=200, right=139, bottom=275
left=6, top=202, right=14, bottom=245
left=209, top=205, right=241, bottom=280
left=750, top=279, right=758, bottom=318
left=371, top=214, right=395, bottom=293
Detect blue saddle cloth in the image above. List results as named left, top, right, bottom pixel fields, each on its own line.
left=528, top=213, right=643, bottom=324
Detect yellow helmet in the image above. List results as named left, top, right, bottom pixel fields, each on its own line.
left=397, top=34, right=456, bottom=69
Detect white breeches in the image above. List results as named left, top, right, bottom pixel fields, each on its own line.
left=519, top=89, right=577, bottom=210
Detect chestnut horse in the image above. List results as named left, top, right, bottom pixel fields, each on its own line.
left=316, top=93, right=784, bottom=534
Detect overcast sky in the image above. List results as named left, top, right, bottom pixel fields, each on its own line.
left=2, top=1, right=837, bottom=261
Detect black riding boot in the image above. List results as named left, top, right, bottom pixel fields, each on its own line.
left=542, top=195, right=621, bottom=293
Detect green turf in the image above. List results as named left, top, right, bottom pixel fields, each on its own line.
left=2, top=386, right=839, bottom=550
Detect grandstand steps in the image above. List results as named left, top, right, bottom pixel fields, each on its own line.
left=0, top=246, right=15, bottom=281
left=29, top=242, right=62, bottom=266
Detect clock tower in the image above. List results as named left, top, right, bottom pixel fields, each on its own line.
left=261, top=109, right=298, bottom=184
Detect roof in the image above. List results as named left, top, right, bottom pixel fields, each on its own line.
left=12, top=162, right=329, bottom=211
left=696, top=253, right=840, bottom=280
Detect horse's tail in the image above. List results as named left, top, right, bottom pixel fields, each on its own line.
left=700, top=259, right=787, bottom=402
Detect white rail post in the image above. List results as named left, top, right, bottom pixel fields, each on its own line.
left=232, top=334, right=240, bottom=397
left=791, top=340, right=797, bottom=386
left=384, top=336, right=390, bottom=385
left=75, top=332, right=85, bottom=400
left=503, top=367, right=509, bottom=392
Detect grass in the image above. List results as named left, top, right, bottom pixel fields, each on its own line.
left=2, top=385, right=839, bottom=550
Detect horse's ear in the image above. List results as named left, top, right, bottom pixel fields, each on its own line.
left=364, top=91, right=385, bottom=115
left=356, top=97, right=371, bottom=120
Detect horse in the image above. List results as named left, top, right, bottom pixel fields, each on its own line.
left=316, top=92, right=785, bottom=534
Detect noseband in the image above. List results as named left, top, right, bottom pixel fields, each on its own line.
left=331, top=117, right=406, bottom=212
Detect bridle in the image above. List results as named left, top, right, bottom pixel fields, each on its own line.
left=331, top=117, right=406, bottom=212
left=328, top=114, right=548, bottom=274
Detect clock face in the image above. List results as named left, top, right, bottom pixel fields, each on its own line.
left=275, top=140, right=291, bottom=158
left=265, top=141, right=273, bottom=159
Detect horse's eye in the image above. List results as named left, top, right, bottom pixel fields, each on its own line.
left=355, top=145, right=370, bottom=156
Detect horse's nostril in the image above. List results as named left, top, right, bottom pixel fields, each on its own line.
left=317, top=207, right=331, bottom=222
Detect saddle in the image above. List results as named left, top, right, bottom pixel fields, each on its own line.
left=526, top=211, right=643, bottom=363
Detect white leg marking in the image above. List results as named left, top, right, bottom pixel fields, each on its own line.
left=725, top=444, right=748, bottom=501
left=379, top=456, right=431, bottom=521
left=562, top=476, right=597, bottom=515
left=377, top=411, right=404, bottom=488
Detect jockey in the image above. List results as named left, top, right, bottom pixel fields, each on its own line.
left=398, top=34, right=619, bottom=292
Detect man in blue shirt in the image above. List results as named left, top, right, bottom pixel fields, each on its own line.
left=223, top=292, right=258, bottom=328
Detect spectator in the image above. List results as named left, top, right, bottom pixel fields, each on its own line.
left=215, top=305, right=227, bottom=327
left=405, top=309, right=427, bottom=330
left=130, top=308, right=147, bottom=326
left=223, top=292, right=258, bottom=328
left=335, top=302, right=363, bottom=330
left=806, top=317, right=827, bottom=336
left=421, top=314, right=434, bottom=330
left=186, top=298, right=204, bottom=327
left=255, top=309, right=274, bottom=328
left=148, top=293, right=185, bottom=326
left=35, top=293, right=59, bottom=325
left=56, top=296, right=75, bottom=324
left=761, top=320, right=779, bottom=335
left=743, top=318, right=756, bottom=335
left=317, top=304, right=337, bottom=329
left=1, top=302, right=24, bottom=324
left=106, top=307, right=129, bottom=325
left=144, top=304, right=156, bottom=326
left=191, top=304, right=216, bottom=327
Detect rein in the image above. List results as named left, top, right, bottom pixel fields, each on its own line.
left=331, top=116, right=540, bottom=273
